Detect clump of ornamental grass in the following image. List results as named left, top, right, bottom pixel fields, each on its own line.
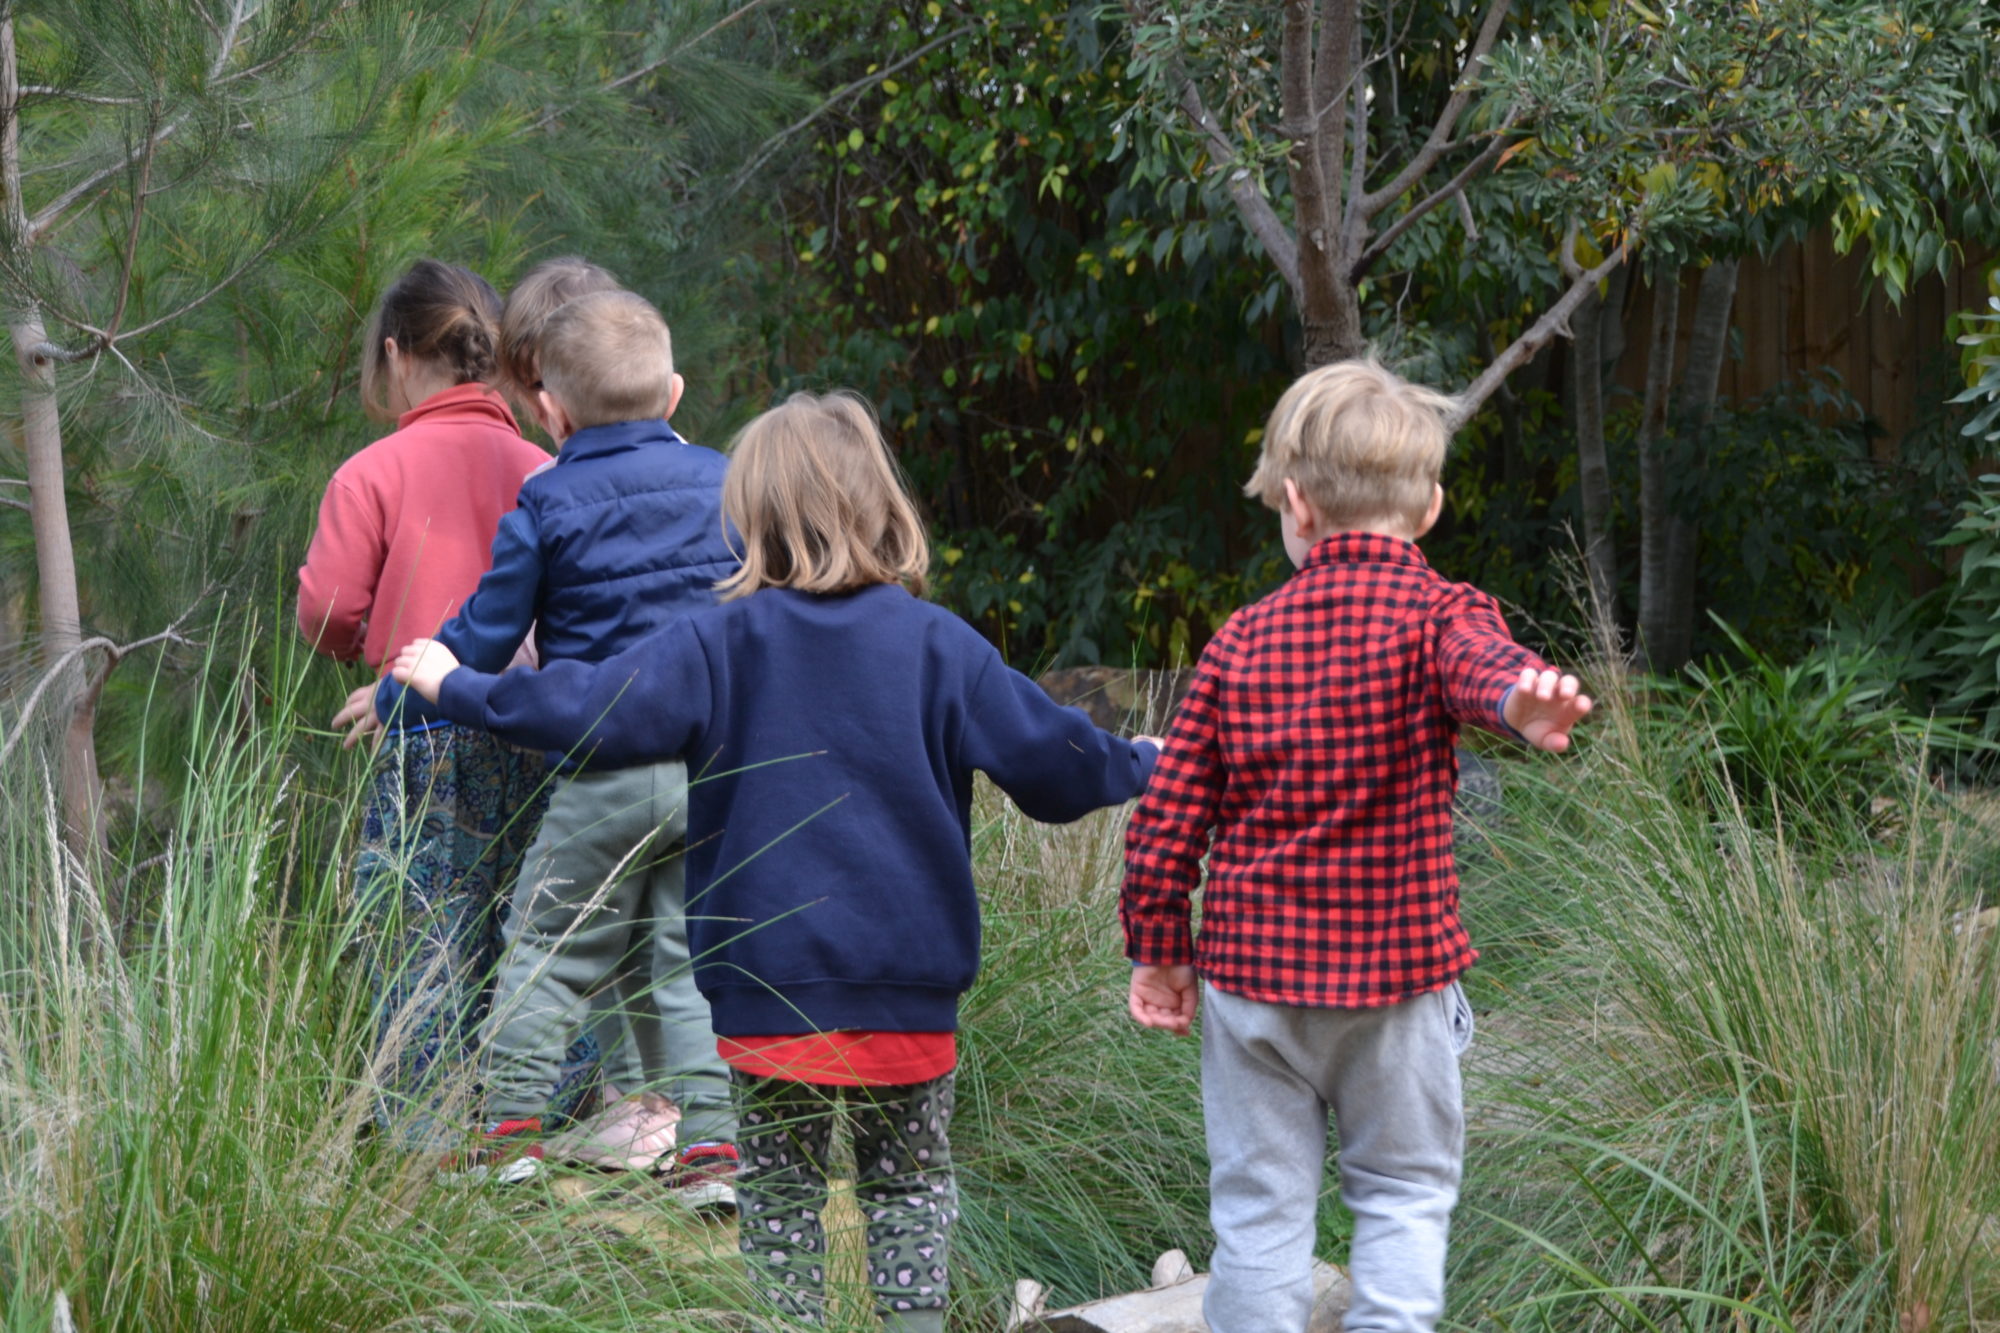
left=0, top=629, right=776, bottom=1333
left=1448, top=655, right=2000, bottom=1332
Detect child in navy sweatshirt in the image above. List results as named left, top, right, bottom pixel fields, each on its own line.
left=393, top=390, right=1157, bottom=1333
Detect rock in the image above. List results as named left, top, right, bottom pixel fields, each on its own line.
left=1012, top=1252, right=1349, bottom=1332
left=1037, top=667, right=1197, bottom=735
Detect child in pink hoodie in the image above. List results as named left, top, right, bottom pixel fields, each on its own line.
left=298, top=258, right=594, bottom=1150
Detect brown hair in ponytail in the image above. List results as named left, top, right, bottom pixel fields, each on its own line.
left=359, top=259, right=503, bottom=420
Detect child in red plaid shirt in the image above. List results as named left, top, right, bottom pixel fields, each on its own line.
left=1120, top=359, right=1591, bottom=1333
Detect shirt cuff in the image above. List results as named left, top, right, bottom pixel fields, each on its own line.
left=436, top=666, right=495, bottom=728
left=1131, top=738, right=1160, bottom=788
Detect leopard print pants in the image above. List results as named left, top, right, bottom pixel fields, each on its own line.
left=732, top=1070, right=957, bottom=1324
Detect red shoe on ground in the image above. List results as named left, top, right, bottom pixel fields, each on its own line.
left=440, top=1117, right=545, bottom=1184
left=663, top=1140, right=738, bottom=1212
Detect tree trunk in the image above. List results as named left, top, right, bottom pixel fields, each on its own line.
left=1654, top=256, right=1739, bottom=672
left=1568, top=282, right=1616, bottom=619
left=1636, top=263, right=1682, bottom=671
left=8, top=315, right=103, bottom=857
left=3, top=18, right=104, bottom=860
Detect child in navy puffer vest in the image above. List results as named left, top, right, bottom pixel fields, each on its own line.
left=377, top=288, right=741, bottom=1188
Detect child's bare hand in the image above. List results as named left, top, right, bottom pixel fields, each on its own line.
left=330, top=683, right=384, bottom=751
left=1128, top=964, right=1199, bottom=1035
left=1504, top=667, right=1592, bottom=753
left=390, top=638, right=461, bottom=703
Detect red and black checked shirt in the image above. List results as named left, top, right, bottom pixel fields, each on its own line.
left=1121, top=532, right=1544, bottom=1009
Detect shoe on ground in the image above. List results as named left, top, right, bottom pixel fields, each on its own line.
left=663, top=1140, right=738, bottom=1212
left=439, top=1117, right=545, bottom=1184
left=546, top=1090, right=681, bottom=1172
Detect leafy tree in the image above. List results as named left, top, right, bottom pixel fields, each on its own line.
left=1115, top=0, right=1624, bottom=395
left=1111, top=0, right=1994, bottom=667
left=759, top=0, right=1297, bottom=666
left=1, top=2, right=516, bottom=872
left=0, top=0, right=799, bottom=888
left=1482, top=0, right=2000, bottom=666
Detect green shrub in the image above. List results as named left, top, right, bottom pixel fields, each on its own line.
left=1452, top=667, right=2000, bottom=1330
left=1646, top=616, right=1979, bottom=821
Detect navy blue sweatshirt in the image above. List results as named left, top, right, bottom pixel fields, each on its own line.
left=435, top=583, right=1157, bottom=1035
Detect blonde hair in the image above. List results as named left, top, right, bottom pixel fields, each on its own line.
left=537, top=290, right=676, bottom=428
left=498, top=256, right=623, bottom=407
left=1244, top=357, right=1458, bottom=530
left=358, top=259, right=502, bottom=421
left=716, top=391, right=930, bottom=602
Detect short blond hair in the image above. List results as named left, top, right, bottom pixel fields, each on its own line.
left=498, top=256, right=623, bottom=406
left=1244, top=358, right=1458, bottom=529
left=716, top=392, right=930, bottom=602
left=537, top=290, right=676, bottom=428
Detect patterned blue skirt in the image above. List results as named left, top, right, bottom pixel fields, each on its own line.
left=354, top=723, right=600, bottom=1148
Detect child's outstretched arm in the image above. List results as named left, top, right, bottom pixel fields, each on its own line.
left=960, top=654, right=1158, bottom=820
left=372, top=509, right=545, bottom=726
left=391, top=620, right=710, bottom=766
left=1501, top=666, right=1592, bottom=753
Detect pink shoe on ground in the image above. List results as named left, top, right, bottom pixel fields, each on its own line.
left=546, top=1089, right=681, bottom=1173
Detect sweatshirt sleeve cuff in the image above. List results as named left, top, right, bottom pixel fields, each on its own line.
left=436, top=667, right=495, bottom=728
left=1131, top=738, right=1160, bottom=788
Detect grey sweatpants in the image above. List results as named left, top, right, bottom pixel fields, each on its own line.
left=1201, top=981, right=1474, bottom=1333
left=481, top=761, right=736, bottom=1145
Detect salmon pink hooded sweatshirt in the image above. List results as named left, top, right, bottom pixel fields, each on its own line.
left=298, top=383, right=549, bottom=672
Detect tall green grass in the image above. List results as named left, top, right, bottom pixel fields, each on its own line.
left=0, top=629, right=763, bottom=1332
left=17, top=622, right=1993, bottom=1330
left=0, top=629, right=1215, bottom=1332
left=1452, top=665, right=2000, bottom=1331
left=949, top=791, right=1211, bottom=1312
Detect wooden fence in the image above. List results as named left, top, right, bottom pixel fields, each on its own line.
left=1610, top=234, right=1994, bottom=452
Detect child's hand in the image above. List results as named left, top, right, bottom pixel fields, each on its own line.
left=1504, top=666, right=1593, bottom=753
left=390, top=638, right=462, bottom=703
left=1128, top=964, right=1199, bottom=1036
left=330, top=683, right=384, bottom=751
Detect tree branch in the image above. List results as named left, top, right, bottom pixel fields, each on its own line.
left=28, top=339, right=100, bottom=364
left=525, top=0, right=778, bottom=135
left=1359, top=0, right=1510, bottom=219
left=110, top=232, right=283, bottom=346
left=1447, top=240, right=1628, bottom=432
left=20, top=86, right=140, bottom=106
left=25, top=112, right=188, bottom=244
left=715, top=22, right=979, bottom=203
left=209, top=0, right=257, bottom=81
left=1122, top=0, right=1301, bottom=295
left=0, top=614, right=202, bottom=767
left=1350, top=130, right=1508, bottom=281
left=1175, top=81, right=1301, bottom=296
left=214, top=1, right=361, bottom=87
left=103, top=117, right=162, bottom=342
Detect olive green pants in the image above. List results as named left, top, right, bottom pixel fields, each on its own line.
left=480, top=761, right=735, bottom=1145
